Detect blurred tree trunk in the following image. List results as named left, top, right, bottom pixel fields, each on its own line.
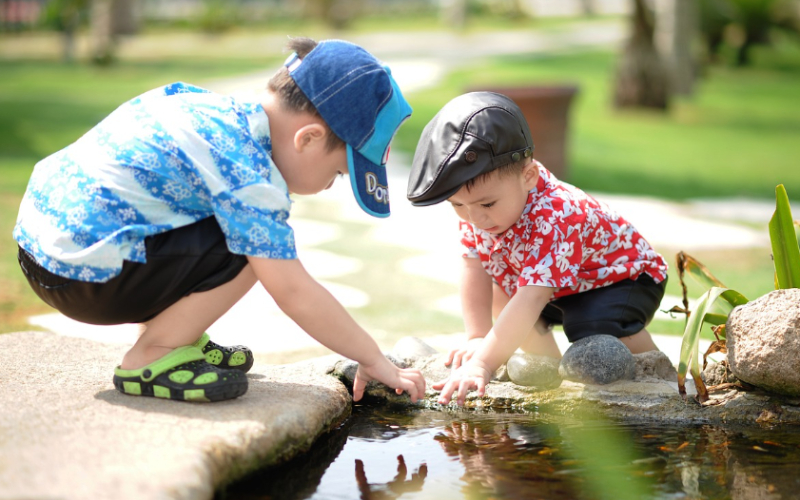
left=303, top=0, right=362, bottom=29
left=60, top=3, right=83, bottom=63
left=90, top=0, right=114, bottom=65
left=579, top=0, right=596, bottom=16
left=613, top=0, right=671, bottom=110
left=657, top=0, right=698, bottom=95
left=111, top=0, right=139, bottom=35
left=89, top=0, right=137, bottom=65
left=441, top=0, right=466, bottom=29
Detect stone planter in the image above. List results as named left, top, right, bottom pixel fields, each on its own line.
left=477, top=85, right=579, bottom=181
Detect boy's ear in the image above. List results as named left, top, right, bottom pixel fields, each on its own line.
left=293, top=123, right=327, bottom=152
left=522, top=160, right=539, bottom=189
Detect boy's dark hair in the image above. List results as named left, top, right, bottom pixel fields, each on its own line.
left=268, top=37, right=345, bottom=152
left=462, top=158, right=530, bottom=192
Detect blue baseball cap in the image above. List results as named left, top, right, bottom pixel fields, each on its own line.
left=285, top=39, right=412, bottom=218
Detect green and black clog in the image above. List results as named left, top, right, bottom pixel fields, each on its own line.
left=113, top=345, right=248, bottom=402
left=193, top=332, right=254, bottom=373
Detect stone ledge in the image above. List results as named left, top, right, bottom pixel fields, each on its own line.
left=0, top=332, right=351, bottom=500
left=330, top=338, right=800, bottom=427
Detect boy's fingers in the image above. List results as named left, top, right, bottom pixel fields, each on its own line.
left=452, top=351, right=464, bottom=369
left=476, top=378, right=487, bottom=397
left=438, top=380, right=455, bottom=405
left=456, top=380, right=471, bottom=406
left=400, top=379, right=418, bottom=402
left=444, top=349, right=456, bottom=367
left=431, top=378, right=447, bottom=390
left=352, top=374, right=366, bottom=402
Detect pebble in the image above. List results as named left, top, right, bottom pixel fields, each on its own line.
left=506, top=353, right=563, bottom=389
left=558, top=335, right=635, bottom=385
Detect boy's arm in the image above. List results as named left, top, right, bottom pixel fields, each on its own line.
left=247, top=256, right=425, bottom=402
left=461, top=256, right=493, bottom=340
left=436, top=284, right=555, bottom=406
left=446, top=256, right=493, bottom=368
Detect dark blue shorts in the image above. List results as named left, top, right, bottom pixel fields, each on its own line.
left=541, top=274, right=667, bottom=343
left=18, top=217, right=248, bottom=325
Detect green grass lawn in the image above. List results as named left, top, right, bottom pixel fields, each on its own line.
left=1, top=28, right=799, bottom=341
left=393, top=37, right=800, bottom=201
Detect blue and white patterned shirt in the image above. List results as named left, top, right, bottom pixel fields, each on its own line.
left=14, top=82, right=296, bottom=283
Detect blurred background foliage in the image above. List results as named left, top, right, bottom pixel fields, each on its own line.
left=1, top=0, right=799, bottom=336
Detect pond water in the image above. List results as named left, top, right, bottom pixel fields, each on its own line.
left=218, top=404, right=800, bottom=500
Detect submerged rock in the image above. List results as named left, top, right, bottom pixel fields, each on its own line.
left=727, top=289, right=800, bottom=397
left=506, top=353, right=562, bottom=389
left=558, top=335, right=635, bottom=385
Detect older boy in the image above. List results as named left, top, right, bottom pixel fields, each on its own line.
left=407, top=92, right=667, bottom=406
left=15, top=38, right=425, bottom=403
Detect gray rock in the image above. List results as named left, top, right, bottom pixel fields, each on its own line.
left=391, top=336, right=439, bottom=361
left=702, top=361, right=739, bottom=387
left=328, top=354, right=415, bottom=402
left=0, top=331, right=351, bottom=500
left=494, top=363, right=510, bottom=382
left=633, top=350, right=677, bottom=382
left=727, top=288, right=800, bottom=397
left=558, top=335, right=635, bottom=385
left=506, top=352, right=562, bottom=389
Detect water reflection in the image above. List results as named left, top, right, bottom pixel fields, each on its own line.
left=434, top=419, right=578, bottom=499
left=355, top=455, right=427, bottom=499
left=218, top=405, right=800, bottom=500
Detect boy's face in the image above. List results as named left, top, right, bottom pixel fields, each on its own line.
left=294, top=144, right=348, bottom=195
left=448, top=162, right=538, bottom=236
left=272, top=125, right=349, bottom=195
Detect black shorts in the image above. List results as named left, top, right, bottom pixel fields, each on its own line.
left=541, top=274, right=667, bottom=343
left=18, top=217, right=248, bottom=325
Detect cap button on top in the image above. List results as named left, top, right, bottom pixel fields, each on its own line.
left=465, top=150, right=477, bottom=163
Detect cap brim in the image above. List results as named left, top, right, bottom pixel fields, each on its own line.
left=348, top=145, right=390, bottom=218
left=408, top=184, right=461, bottom=207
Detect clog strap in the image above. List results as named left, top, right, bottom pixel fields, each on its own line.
left=114, top=346, right=207, bottom=382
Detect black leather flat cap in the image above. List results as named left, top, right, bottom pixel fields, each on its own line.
left=407, top=91, right=534, bottom=206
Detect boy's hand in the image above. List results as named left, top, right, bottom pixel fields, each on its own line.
left=353, top=356, right=426, bottom=403
left=431, top=361, right=493, bottom=406
left=444, top=337, right=484, bottom=369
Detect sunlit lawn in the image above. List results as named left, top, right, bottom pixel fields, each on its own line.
left=1, top=27, right=799, bottom=341
left=393, top=37, right=800, bottom=201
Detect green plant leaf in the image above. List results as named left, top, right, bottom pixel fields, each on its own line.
left=703, top=313, right=729, bottom=326
left=769, top=185, right=800, bottom=289
left=678, top=252, right=727, bottom=290
left=677, top=287, right=748, bottom=402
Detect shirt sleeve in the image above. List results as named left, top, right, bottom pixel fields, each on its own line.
left=459, top=220, right=479, bottom=259
left=211, top=182, right=296, bottom=259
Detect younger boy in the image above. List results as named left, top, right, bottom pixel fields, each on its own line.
left=15, top=38, right=425, bottom=403
left=407, top=92, right=668, bottom=406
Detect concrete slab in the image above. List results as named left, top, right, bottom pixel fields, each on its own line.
left=0, top=331, right=350, bottom=500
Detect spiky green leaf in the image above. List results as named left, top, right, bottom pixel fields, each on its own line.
left=677, top=287, right=748, bottom=402
left=769, top=185, right=800, bottom=289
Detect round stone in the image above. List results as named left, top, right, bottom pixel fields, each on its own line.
left=506, top=353, right=562, bottom=389
left=558, top=335, right=635, bottom=385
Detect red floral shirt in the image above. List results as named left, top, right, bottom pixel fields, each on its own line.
left=460, top=163, right=668, bottom=299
